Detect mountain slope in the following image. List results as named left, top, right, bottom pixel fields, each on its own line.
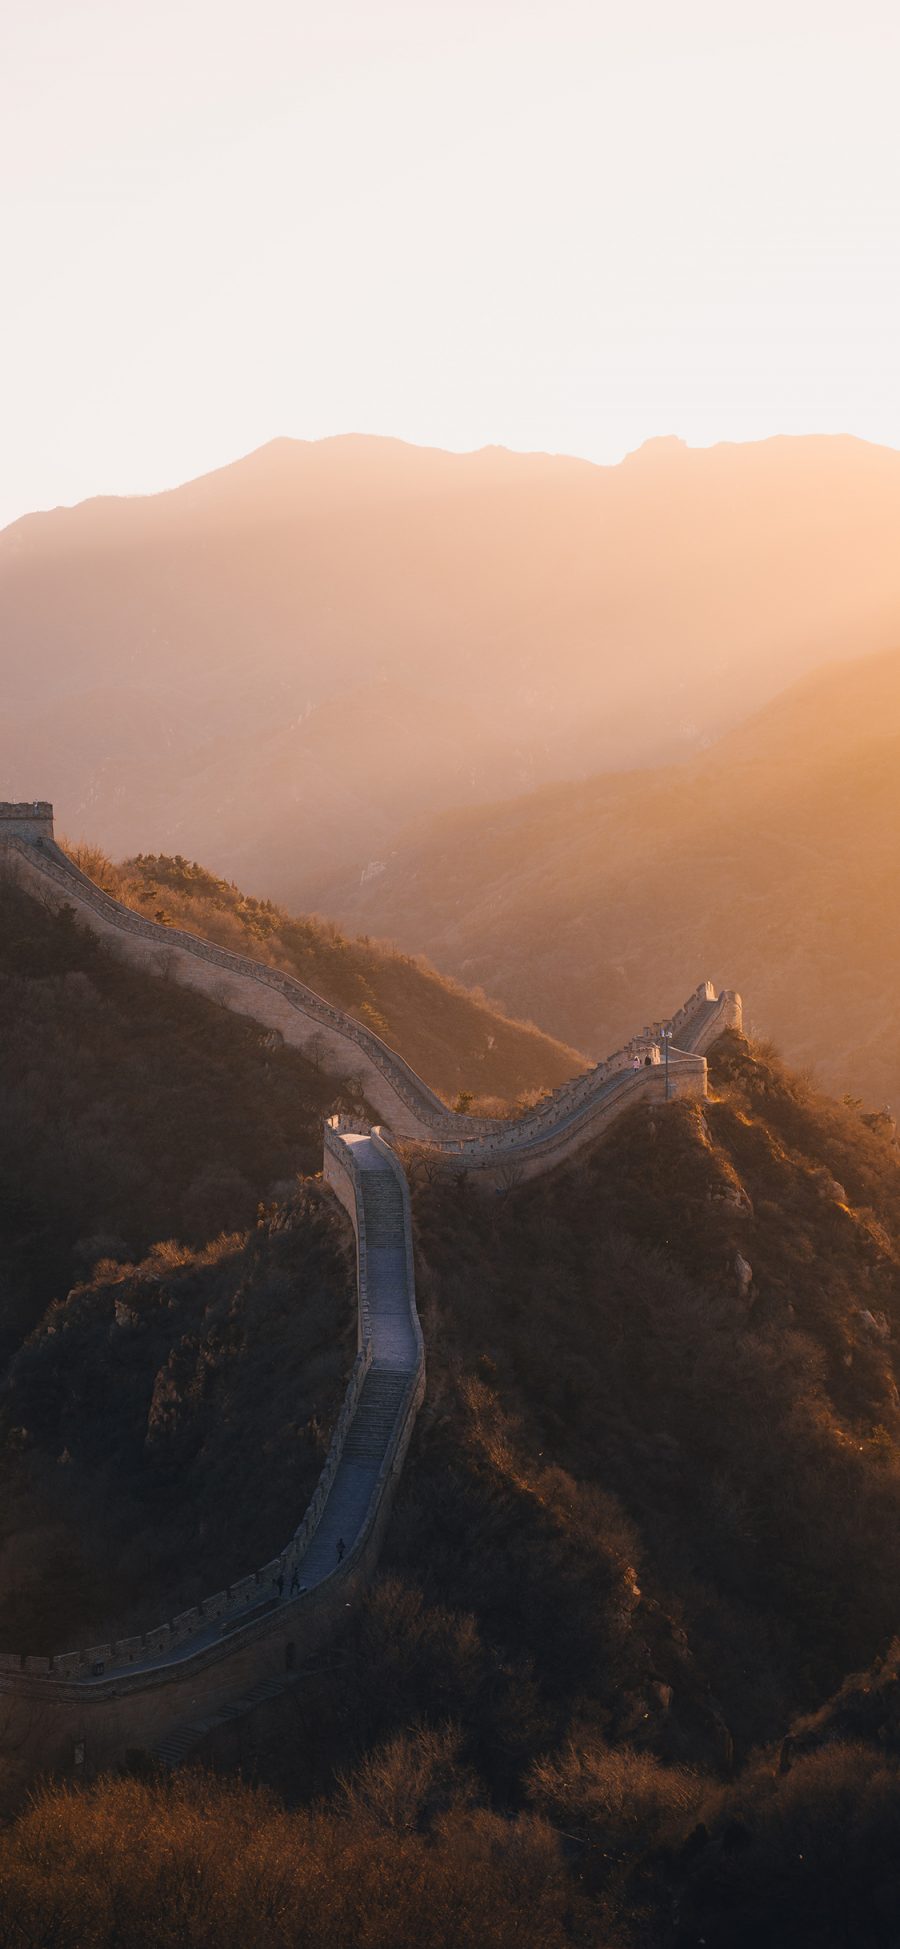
left=4, top=432, right=900, bottom=898
left=65, top=843, right=584, bottom=1106
left=0, top=874, right=356, bottom=1354
left=319, top=645, right=900, bottom=1109
left=4, top=1027, right=900, bottom=1946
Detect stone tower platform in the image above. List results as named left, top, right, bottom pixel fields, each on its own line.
left=0, top=801, right=55, bottom=844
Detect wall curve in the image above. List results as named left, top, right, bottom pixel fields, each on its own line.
left=0, top=805, right=742, bottom=1791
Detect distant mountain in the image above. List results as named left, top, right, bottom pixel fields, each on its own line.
left=4, top=432, right=900, bottom=897
left=317, top=645, right=900, bottom=1110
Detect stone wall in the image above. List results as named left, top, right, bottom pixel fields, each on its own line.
left=0, top=818, right=741, bottom=1165
left=0, top=802, right=742, bottom=1794
left=0, top=1120, right=425, bottom=1799
left=0, top=827, right=471, bottom=1141
left=416, top=981, right=741, bottom=1180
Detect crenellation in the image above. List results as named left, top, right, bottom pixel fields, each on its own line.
left=227, top=1577, right=259, bottom=1609
left=113, top=1636, right=144, bottom=1665
left=171, top=1608, right=201, bottom=1639
left=143, top=1625, right=171, bottom=1654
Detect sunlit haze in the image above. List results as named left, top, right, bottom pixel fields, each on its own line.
left=2, top=0, right=899, bottom=529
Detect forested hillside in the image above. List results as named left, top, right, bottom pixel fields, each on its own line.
left=4, top=985, right=900, bottom=1944
left=0, top=876, right=363, bottom=1656
left=0, top=850, right=580, bottom=1687
left=64, top=842, right=582, bottom=1106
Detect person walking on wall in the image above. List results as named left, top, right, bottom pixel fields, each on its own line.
left=337, top=1537, right=345, bottom=1564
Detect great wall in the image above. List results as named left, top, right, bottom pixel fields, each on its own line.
left=0, top=803, right=742, bottom=1790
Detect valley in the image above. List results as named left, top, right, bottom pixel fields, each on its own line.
left=321, top=645, right=900, bottom=1111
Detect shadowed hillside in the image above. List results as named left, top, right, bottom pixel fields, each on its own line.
left=0, top=1194, right=353, bottom=1655
left=0, top=876, right=364, bottom=1358
left=0, top=857, right=571, bottom=1674
left=4, top=432, right=900, bottom=898
left=0, top=874, right=369, bottom=1658
left=321, top=645, right=900, bottom=1110
left=3, top=1028, right=900, bottom=1944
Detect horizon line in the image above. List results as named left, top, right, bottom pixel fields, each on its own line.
left=4, top=424, right=900, bottom=538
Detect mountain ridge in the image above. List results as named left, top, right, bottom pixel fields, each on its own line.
left=4, top=430, right=900, bottom=900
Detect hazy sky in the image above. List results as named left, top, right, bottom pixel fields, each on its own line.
left=2, top=0, right=899, bottom=529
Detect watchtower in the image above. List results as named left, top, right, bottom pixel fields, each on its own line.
left=0, top=802, right=55, bottom=845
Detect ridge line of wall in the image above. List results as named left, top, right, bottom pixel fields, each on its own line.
left=0, top=835, right=741, bottom=1159
left=0, top=1123, right=425, bottom=1788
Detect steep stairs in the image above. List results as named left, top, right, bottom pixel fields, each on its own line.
left=360, top=1171, right=405, bottom=1245
left=342, top=1369, right=411, bottom=1465
left=152, top=1674, right=298, bottom=1770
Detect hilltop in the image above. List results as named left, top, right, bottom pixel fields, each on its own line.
left=4, top=432, right=900, bottom=898
left=63, top=842, right=583, bottom=1106
left=321, top=644, right=900, bottom=1109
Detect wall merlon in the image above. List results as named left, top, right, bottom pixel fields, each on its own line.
left=228, top=1577, right=258, bottom=1608
left=143, top=1626, right=171, bottom=1654
left=113, top=1636, right=144, bottom=1665
left=171, top=1608, right=201, bottom=1639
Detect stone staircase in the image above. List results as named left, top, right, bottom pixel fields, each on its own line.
left=342, top=1369, right=411, bottom=1465
left=152, top=1673, right=297, bottom=1770
left=361, top=1172, right=405, bottom=1245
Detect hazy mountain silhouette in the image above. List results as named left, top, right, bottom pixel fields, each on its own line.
left=319, top=645, right=900, bottom=1110
left=4, top=432, right=900, bottom=891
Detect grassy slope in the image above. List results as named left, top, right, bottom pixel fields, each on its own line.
left=67, top=843, right=584, bottom=1107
